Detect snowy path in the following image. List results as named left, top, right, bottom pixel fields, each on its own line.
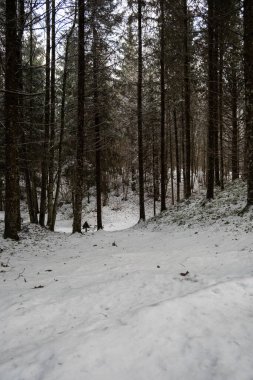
left=1, top=221, right=253, bottom=380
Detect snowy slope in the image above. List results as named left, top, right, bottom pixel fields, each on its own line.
left=0, top=181, right=253, bottom=380
left=54, top=192, right=156, bottom=232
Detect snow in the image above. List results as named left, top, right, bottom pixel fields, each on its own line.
left=55, top=193, right=156, bottom=232
left=1, top=181, right=253, bottom=380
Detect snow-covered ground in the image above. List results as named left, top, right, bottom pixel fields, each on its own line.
left=54, top=193, right=156, bottom=232
left=0, top=181, right=253, bottom=380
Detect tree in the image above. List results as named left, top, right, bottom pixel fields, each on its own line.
left=244, top=0, right=253, bottom=206
left=218, top=4, right=225, bottom=190
left=50, top=7, right=77, bottom=232
left=160, top=0, right=166, bottom=211
left=26, top=3, right=44, bottom=221
left=183, top=0, right=191, bottom=198
left=137, top=0, right=145, bottom=221
left=17, top=0, right=38, bottom=225
left=92, top=0, right=103, bottom=230
left=173, top=108, right=180, bottom=202
left=48, top=0, right=56, bottom=227
left=39, top=0, right=50, bottom=227
left=231, top=46, right=239, bottom=181
left=73, top=0, right=85, bottom=233
left=4, top=0, right=20, bottom=240
left=206, top=0, right=218, bottom=200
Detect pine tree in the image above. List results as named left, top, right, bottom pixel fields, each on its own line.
left=206, top=0, right=217, bottom=200
left=4, top=0, right=20, bottom=240
left=73, top=0, right=85, bottom=233
left=50, top=6, right=77, bottom=232
left=48, top=0, right=56, bottom=227
left=40, top=0, right=50, bottom=227
left=137, top=0, right=145, bottom=221
left=160, top=0, right=166, bottom=211
left=183, top=0, right=191, bottom=199
left=244, top=0, right=253, bottom=206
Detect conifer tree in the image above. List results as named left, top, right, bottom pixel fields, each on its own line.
left=40, top=0, right=50, bottom=226
left=244, top=0, right=253, bottom=206
left=137, top=0, right=145, bottom=221
left=4, top=0, right=20, bottom=240
left=73, top=0, right=85, bottom=233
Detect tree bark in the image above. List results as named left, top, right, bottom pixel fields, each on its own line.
left=50, top=9, right=77, bottom=231
left=92, top=1, right=102, bottom=230
left=39, top=0, right=50, bottom=226
left=137, top=0, right=145, bottom=221
left=47, top=0, right=56, bottom=226
left=206, top=0, right=217, bottom=200
left=152, top=121, right=157, bottom=216
left=29, top=3, right=39, bottom=221
left=160, top=0, right=166, bottom=211
left=181, top=100, right=186, bottom=193
left=231, top=59, right=239, bottom=180
left=218, top=32, right=224, bottom=190
left=4, top=0, right=20, bottom=240
left=17, top=0, right=37, bottom=224
left=73, top=0, right=85, bottom=233
left=244, top=0, right=253, bottom=205
left=169, top=113, right=174, bottom=205
left=0, top=179, right=3, bottom=211
left=213, top=15, right=220, bottom=187
left=174, top=108, right=180, bottom=202
left=183, top=0, right=191, bottom=199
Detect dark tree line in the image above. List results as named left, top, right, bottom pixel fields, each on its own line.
left=1, top=0, right=253, bottom=239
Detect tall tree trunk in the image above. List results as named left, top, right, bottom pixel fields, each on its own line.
left=206, top=0, right=217, bottom=200
left=47, top=0, right=56, bottom=226
left=169, top=115, right=174, bottom=205
left=152, top=122, right=157, bottom=216
left=0, top=179, right=3, bottom=211
left=160, top=0, right=166, bottom=211
left=213, top=18, right=220, bottom=187
left=218, top=33, right=224, bottom=190
left=190, top=121, right=195, bottom=190
left=244, top=0, right=253, bottom=205
left=4, top=0, right=19, bottom=240
left=29, top=10, right=39, bottom=221
left=137, top=0, right=145, bottom=221
left=50, top=9, right=77, bottom=231
left=73, top=0, right=85, bottom=233
left=92, top=2, right=102, bottom=230
left=39, top=0, right=50, bottom=226
left=181, top=101, right=186, bottom=193
left=17, top=0, right=37, bottom=224
left=183, top=0, right=191, bottom=199
left=174, top=108, right=180, bottom=202
left=231, top=60, right=239, bottom=180
left=14, top=0, right=25, bottom=232
left=32, top=173, right=39, bottom=213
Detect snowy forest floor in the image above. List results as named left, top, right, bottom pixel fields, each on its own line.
left=1, top=180, right=253, bottom=380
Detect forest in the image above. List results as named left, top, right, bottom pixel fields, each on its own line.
left=0, top=0, right=253, bottom=379
left=0, top=0, right=252, bottom=238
